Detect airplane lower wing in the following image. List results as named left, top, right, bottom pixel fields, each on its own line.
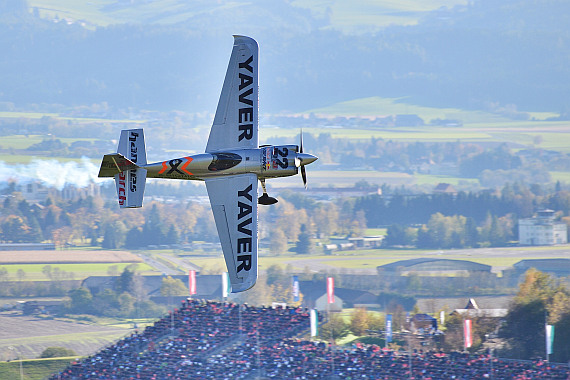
left=205, top=174, right=258, bottom=293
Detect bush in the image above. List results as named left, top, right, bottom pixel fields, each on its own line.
left=40, top=346, right=76, bottom=358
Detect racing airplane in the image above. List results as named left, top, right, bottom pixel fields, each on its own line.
left=98, top=35, right=318, bottom=293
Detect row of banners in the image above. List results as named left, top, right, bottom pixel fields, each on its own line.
left=189, top=272, right=556, bottom=353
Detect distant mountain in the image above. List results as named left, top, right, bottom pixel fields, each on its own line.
left=0, top=0, right=569, bottom=114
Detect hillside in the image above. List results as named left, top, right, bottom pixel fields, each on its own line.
left=0, top=0, right=569, bottom=114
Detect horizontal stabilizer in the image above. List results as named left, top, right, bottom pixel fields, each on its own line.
left=98, top=154, right=139, bottom=177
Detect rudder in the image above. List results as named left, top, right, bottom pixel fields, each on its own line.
left=115, top=129, right=147, bottom=208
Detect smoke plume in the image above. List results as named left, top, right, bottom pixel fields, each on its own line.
left=0, top=157, right=102, bottom=190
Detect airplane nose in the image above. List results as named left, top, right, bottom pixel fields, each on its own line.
left=297, top=153, right=318, bottom=166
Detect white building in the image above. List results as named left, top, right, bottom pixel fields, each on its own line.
left=519, top=210, right=568, bottom=246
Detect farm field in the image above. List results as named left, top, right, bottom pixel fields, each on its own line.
left=28, top=0, right=468, bottom=30
left=0, top=111, right=145, bottom=125
left=305, top=96, right=559, bottom=122
left=0, top=262, right=156, bottom=281
left=0, top=154, right=95, bottom=165
left=268, top=170, right=414, bottom=189
left=551, top=171, right=570, bottom=183
left=0, top=135, right=102, bottom=150
left=0, top=250, right=157, bottom=280
left=267, top=169, right=538, bottom=189
left=301, top=0, right=469, bottom=32
left=0, top=250, right=142, bottom=264
left=263, top=121, right=570, bottom=152
left=184, top=245, right=570, bottom=275
left=0, top=312, right=136, bottom=360
left=0, top=357, right=77, bottom=380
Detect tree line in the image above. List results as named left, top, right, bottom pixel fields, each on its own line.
left=359, top=185, right=570, bottom=249
left=0, top=185, right=359, bottom=251
left=1, top=180, right=569, bottom=251
left=384, top=213, right=516, bottom=249
left=64, top=268, right=187, bottom=319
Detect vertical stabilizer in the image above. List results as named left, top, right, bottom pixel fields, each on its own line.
left=115, top=129, right=147, bottom=208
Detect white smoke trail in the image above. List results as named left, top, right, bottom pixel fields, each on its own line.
left=0, top=157, right=103, bottom=190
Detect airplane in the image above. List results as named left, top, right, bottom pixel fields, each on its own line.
left=98, top=35, right=318, bottom=293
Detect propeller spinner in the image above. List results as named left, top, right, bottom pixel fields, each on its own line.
left=295, top=130, right=318, bottom=189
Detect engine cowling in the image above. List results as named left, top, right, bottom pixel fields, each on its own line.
left=260, top=145, right=298, bottom=178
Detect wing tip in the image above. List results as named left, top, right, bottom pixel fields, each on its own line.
left=230, top=278, right=257, bottom=293
left=233, top=35, right=258, bottom=48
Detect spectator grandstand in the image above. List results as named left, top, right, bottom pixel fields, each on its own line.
left=51, top=299, right=570, bottom=379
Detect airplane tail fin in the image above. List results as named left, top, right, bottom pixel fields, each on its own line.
left=99, top=129, right=147, bottom=208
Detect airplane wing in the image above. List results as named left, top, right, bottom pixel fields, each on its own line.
left=205, top=173, right=258, bottom=293
left=206, top=35, right=259, bottom=153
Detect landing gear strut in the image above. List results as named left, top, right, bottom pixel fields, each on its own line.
left=258, top=179, right=278, bottom=205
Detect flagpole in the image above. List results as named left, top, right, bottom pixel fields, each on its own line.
left=545, top=311, right=548, bottom=362
left=326, top=276, right=335, bottom=378
left=546, top=321, right=549, bottom=362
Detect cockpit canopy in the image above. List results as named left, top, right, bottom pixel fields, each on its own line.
left=208, top=152, right=242, bottom=171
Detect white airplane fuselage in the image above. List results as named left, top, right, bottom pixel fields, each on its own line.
left=143, top=145, right=317, bottom=182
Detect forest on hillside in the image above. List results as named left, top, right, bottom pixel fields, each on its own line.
left=0, top=0, right=569, bottom=113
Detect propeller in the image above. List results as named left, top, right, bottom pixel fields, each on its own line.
left=295, top=129, right=317, bottom=189
left=300, top=130, right=307, bottom=188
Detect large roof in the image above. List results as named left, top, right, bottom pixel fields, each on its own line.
left=377, top=258, right=491, bottom=272
left=513, top=259, right=570, bottom=274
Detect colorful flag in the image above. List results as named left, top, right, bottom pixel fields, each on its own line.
left=310, top=309, right=318, bottom=337
left=386, top=314, right=393, bottom=343
left=189, top=270, right=196, bottom=295
left=326, top=277, right=334, bottom=304
left=464, top=319, right=472, bottom=348
left=292, top=275, right=300, bottom=302
left=546, top=324, right=554, bottom=356
left=222, top=272, right=230, bottom=298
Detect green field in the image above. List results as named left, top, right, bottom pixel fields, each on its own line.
left=293, top=1, right=469, bottom=33
left=0, top=135, right=47, bottom=149
left=0, top=357, right=75, bottom=380
left=265, top=122, right=570, bottom=146
left=183, top=245, right=570, bottom=273
left=306, top=96, right=560, bottom=122
left=306, top=97, right=502, bottom=122
left=0, top=111, right=145, bottom=125
left=551, top=171, right=570, bottom=183
left=27, top=0, right=468, bottom=31
left=264, top=127, right=492, bottom=142
left=1, top=263, right=156, bottom=281
left=413, top=174, right=479, bottom=187
left=0, top=111, right=58, bottom=119
left=0, top=154, right=92, bottom=164
left=365, top=228, right=387, bottom=236
left=266, top=170, right=480, bottom=189
left=0, top=134, right=100, bottom=150
left=28, top=0, right=250, bottom=28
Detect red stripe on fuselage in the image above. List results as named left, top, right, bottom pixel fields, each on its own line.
left=158, top=161, right=168, bottom=174
left=181, top=157, right=193, bottom=176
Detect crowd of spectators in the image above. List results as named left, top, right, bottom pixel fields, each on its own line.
left=50, top=299, right=570, bottom=379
